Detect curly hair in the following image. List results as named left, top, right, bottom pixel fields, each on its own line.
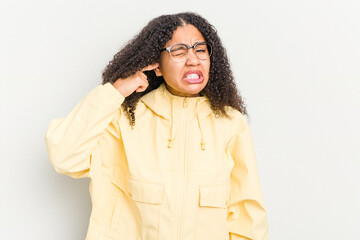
left=102, top=12, right=248, bottom=126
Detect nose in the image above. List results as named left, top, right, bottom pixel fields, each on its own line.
left=185, top=48, right=200, bottom=66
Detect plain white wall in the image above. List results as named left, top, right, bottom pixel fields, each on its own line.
left=1, top=0, right=359, bottom=239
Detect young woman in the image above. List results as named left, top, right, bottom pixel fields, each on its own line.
left=45, top=12, right=269, bottom=240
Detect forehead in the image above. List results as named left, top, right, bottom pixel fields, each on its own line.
left=165, top=24, right=205, bottom=47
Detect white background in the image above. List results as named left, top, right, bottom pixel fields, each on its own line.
left=1, top=0, right=359, bottom=239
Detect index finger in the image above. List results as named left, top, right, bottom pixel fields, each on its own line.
left=141, top=63, right=159, bottom=72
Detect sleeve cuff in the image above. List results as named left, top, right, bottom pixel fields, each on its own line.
left=101, top=82, right=125, bottom=108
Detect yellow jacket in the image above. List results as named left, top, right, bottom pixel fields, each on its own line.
left=45, top=82, right=269, bottom=240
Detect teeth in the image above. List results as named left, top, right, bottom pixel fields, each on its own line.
left=185, top=74, right=200, bottom=79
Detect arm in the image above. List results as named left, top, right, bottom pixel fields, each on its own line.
left=44, top=83, right=124, bottom=178
left=44, top=63, right=159, bottom=178
left=226, top=114, right=269, bottom=240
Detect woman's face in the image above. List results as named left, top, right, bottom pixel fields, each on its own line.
left=154, top=24, right=210, bottom=97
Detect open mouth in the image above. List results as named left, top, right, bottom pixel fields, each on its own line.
left=183, top=71, right=204, bottom=84
left=185, top=73, right=200, bottom=79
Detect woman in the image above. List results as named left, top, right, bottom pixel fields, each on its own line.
left=45, top=12, right=269, bottom=240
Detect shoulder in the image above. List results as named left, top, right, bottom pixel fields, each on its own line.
left=223, top=106, right=249, bottom=134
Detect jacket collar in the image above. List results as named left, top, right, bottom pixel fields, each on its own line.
left=140, top=83, right=212, bottom=150
left=140, top=83, right=212, bottom=120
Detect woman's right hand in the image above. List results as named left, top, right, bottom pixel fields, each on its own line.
left=112, top=63, right=159, bottom=97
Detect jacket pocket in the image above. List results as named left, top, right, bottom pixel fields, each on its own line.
left=109, top=169, right=164, bottom=240
left=127, top=176, right=164, bottom=240
left=127, top=176, right=164, bottom=204
left=196, top=184, right=230, bottom=240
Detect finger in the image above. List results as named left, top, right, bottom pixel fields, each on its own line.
left=141, top=63, right=159, bottom=72
left=138, top=71, right=148, bottom=81
left=135, top=82, right=149, bottom=92
left=135, top=73, right=149, bottom=92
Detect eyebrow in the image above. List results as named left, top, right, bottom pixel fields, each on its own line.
left=168, top=41, right=206, bottom=47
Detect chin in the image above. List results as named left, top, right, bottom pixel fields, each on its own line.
left=182, top=84, right=206, bottom=96
left=165, top=81, right=208, bottom=97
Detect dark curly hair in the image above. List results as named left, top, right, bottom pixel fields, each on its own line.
left=102, top=12, right=248, bottom=126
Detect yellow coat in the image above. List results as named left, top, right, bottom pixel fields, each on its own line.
left=44, top=82, right=269, bottom=240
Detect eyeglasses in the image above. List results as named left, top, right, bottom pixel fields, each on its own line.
left=160, top=41, right=212, bottom=63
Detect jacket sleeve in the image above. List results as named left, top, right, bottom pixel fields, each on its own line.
left=226, top=113, right=269, bottom=240
left=44, top=82, right=125, bottom=178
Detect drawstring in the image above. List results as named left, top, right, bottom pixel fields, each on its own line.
left=168, top=97, right=174, bottom=148
left=196, top=99, right=206, bottom=150
left=167, top=97, right=206, bottom=150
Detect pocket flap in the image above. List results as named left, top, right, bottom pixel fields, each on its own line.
left=199, top=184, right=230, bottom=208
left=127, top=177, right=164, bottom=204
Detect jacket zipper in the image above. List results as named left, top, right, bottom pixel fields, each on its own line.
left=176, top=98, right=188, bottom=240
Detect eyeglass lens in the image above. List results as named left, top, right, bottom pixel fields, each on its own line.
left=170, top=43, right=212, bottom=62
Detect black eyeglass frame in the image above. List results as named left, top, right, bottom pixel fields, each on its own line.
left=160, top=41, right=212, bottom=61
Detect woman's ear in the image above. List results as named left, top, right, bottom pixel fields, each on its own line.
left=154, top=64, right=163, bottom=77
